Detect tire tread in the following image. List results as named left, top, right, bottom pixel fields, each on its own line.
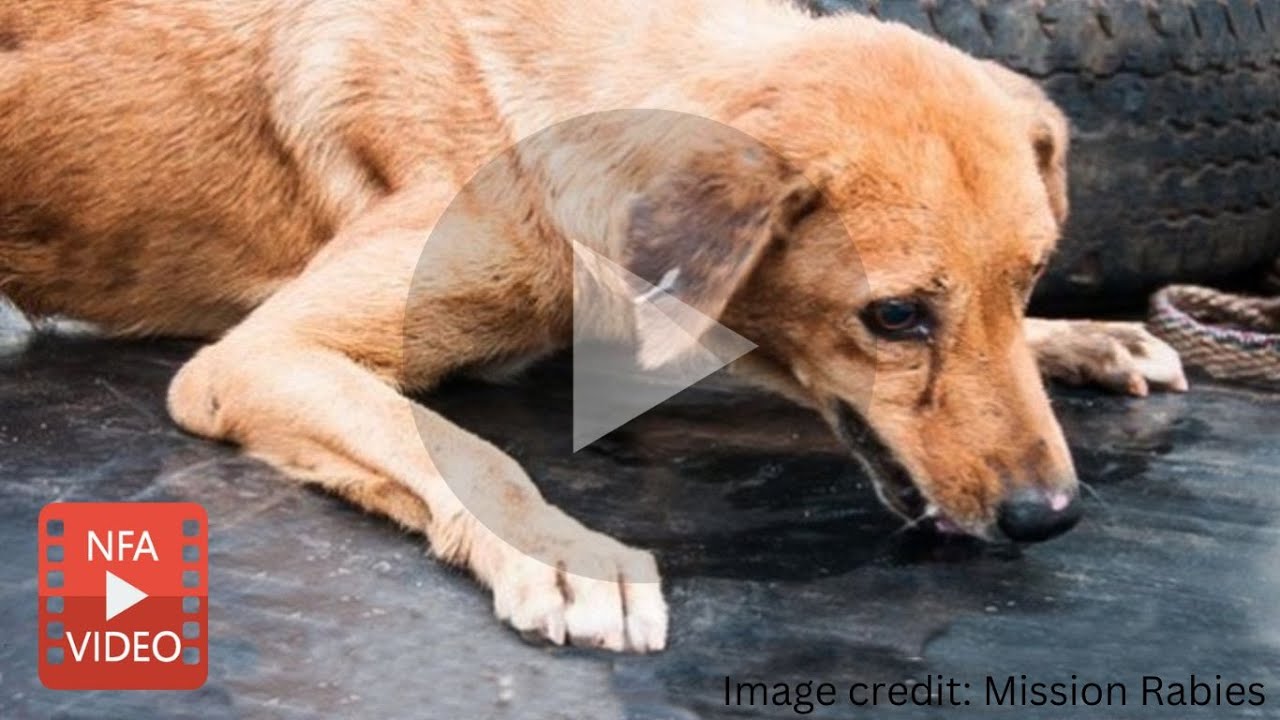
left=806, top=0, right=1280, bottom=303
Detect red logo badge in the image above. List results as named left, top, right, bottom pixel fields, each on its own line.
left=38, top=502, right=208, bottom=690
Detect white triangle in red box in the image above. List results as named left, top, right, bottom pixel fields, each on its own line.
left=105, top=570, right=148, bottom=621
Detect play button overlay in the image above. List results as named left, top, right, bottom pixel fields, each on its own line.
left=38, top=502, right=208, bottom=690
left=571, top=240, right=757, bottom=450
left=105, top=571, right=148, bottom=621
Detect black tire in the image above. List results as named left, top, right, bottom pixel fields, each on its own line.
left=806, top=0, right=1280, bottom=310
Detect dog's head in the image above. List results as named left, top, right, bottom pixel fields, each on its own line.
left=621, top=22, right=1079, bottom=542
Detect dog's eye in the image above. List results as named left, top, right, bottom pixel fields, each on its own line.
left=861, top=298, right=931, bottom=340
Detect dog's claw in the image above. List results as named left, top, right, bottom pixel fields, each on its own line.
left=490, top=532, right=667, bottom=654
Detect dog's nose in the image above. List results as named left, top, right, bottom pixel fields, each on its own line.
left=996, top=487, right=1082, bottom=543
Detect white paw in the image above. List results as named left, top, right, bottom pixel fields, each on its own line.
left=490, top=531, right=667, bottom=653
left=1036, top=320, right=1188, bottom=396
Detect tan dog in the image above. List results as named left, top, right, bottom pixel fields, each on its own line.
left=0, top=0, right=1185, bottom=653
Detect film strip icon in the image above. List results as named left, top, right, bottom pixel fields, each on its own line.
left=39, top=503, right=208, bottom=690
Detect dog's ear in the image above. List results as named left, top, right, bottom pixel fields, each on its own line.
left=621, top=147, right=818, bottom=368
left=982, top=61, right=1070, bottom=226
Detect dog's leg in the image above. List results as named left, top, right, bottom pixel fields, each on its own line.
left=1025, top=318, right=1187, bottom=396
left=167, top=226, right=667, bottom=653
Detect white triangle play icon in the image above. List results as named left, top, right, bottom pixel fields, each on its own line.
left=571, top=240, right=757, bottom=451
left=105, top=570, right=148, bottom=621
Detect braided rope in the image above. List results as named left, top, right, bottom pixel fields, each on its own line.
left=1147, top=285, right=1280, bottom=388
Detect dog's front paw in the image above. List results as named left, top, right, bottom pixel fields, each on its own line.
left=489, top=527, right=667, bottom=653
left=1027, top=319, right=1188, bottom=396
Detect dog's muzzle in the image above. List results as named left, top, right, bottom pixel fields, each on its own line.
left=834, top=400, right=1083, bottom=542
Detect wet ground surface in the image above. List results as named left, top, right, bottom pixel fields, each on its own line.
left=1, top=337, right=1278, bottom=719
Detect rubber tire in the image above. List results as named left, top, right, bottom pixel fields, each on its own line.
left=806, top=0, right=1280, bottom=309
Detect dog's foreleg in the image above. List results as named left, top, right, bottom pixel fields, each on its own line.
left=166, top=224, right=667, bottom=653
left=1024, top=318, right=1187, bottom=395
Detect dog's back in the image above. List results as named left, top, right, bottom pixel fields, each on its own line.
left=0, top=0, right=828, bottom=339
left=0, top=0, right=353, bottom=335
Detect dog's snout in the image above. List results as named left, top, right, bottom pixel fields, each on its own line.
left=996, top=487, right=1081, bottom=543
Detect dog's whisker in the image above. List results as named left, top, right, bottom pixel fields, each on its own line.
left=892, top=516, right=927, bottom=535
left=892, top=505, right=938, bottom=535
left=1079, top=480, right=1108, bottom=508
